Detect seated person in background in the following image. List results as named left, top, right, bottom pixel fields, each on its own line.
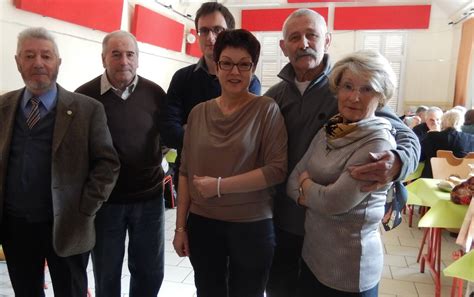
left=420, top=109, right=474, bottom=178
left=462, top=109, right=474, bottom=134
left=412, top=106, right=443, bottom=142
left=453, top=105, right=467, bottom=118
left=287, top=50, right=397, bottom=297
left=415, top=105, right=428, bottom=123
left=402, top=105, right=428, bottom=128
left=403, top=115, right=422, bottom=129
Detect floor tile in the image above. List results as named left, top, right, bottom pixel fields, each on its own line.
left=385, top=243, right=422, bottom=257
left=379, top=278, right=418, bottom=295
left=163, top=265, right=193, bottom=283
left=390, top=266, right=434, bottom=284
left=384, top=254, right=408, bottom=267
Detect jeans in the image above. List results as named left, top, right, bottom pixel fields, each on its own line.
left=2, top=215, right=89, bottom=297
left=92, top=198, right=165, bottom=297
left=187, top=213, right=275, bottom=297
left=266, top=225, right=304, bottom=297
left=296, top=260, right=379, bottom=297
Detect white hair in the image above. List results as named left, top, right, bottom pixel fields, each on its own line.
left=282, top=9, right=327, bottom=39
left=17, top=27, right=59, bottom=57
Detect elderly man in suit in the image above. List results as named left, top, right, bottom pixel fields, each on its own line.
left=0, top=27, right=120, bottom=297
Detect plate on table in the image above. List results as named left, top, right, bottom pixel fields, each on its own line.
left=437, top=180, right=454, bottom=192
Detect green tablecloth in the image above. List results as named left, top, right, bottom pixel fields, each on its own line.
left=418, top=199, right=468, bottom=228
left=165, top=149, right=177, bottom=163
left=406, top=178, right=450, bottom=207
left=404, top=162, right=425, bottom=182
left=444, top=250, right=474, bottom=282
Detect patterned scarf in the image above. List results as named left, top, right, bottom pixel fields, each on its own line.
left=324, top=114, right=393, bottom=150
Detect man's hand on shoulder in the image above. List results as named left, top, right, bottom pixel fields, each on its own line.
left=348, top=151, right=401, bottom=192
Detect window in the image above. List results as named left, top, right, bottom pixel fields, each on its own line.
left=254, top=32, right=289, bottom=94
left=361, top=32, right=407, bottom=114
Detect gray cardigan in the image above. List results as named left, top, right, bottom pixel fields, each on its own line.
left=287, top=117, right=396, bottom=292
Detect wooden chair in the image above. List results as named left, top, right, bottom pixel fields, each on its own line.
left=436, top=150, right=474, bottom=166
left=430, top=157, right=473, bottom=180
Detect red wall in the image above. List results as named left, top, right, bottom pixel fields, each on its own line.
left=334, top=5, right=431, bottom=30
left=185, top=29, right=201, bottom=58
left=14, top=0, right=122, bottom=32
left=131, top=5, right=184, bottom=52
left=242, top=8, right=329, bottom=32
left=289, top=0, right=361, bottom=2
left=242, top=5, right=430, bottom=31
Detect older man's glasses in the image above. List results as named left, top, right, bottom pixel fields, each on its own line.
left=217, top=61, right=254, bottom=72
left=338, top=82, right=376, bottom=97
left=198, top=26, right=225, bottom=36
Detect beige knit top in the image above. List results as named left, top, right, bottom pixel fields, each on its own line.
left=180, top=96, right=288, bottom=222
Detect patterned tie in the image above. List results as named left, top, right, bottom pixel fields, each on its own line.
left=26, top=97, right=41, bottom=129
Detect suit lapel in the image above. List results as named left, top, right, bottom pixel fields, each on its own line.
left=0, top=90, right=22, bottom=162
left=52, top=85, right=75, bottom=155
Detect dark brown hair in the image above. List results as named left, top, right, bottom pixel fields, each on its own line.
left=195, top=2, right=235, bottom=30
left=213, top=29, right=261, bottom=67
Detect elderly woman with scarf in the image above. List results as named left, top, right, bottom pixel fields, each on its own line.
left=287, top=50, right=397, bottom=297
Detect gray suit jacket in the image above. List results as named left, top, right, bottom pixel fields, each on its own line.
left=0, top=84, right=120, bottom=257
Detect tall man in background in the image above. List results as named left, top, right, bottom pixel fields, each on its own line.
left=161, top=2, right=261, bottom=185
left=264, top=9, right=420, bottom=297
left=76, top=30, right=166, bottom=297
left=0, top=27, right=120, bottom=297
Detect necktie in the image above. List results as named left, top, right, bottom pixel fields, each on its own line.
left=26, top=97, right=41, bottom=129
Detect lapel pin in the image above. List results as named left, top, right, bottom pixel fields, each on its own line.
left=67, top=110, right=72, bottom=116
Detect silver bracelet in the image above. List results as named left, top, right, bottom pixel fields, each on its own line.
left=217, top=177, right=222, bottom=198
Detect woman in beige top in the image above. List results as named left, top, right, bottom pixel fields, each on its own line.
left=172, top=29, right=288, bottom=297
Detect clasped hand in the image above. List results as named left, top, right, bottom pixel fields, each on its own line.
left=193, top=175, right=218, bottom=198
left=348, top=151, right=401, bottom=192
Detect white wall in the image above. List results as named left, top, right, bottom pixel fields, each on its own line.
left=0, top=0, right=199, bottom=94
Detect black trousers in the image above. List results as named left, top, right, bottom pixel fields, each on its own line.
left=1, top=215, right=89, bottom=297
left=266, top=225, right=304, bottom=297
left=296, top=261, right=379, bottom=297
left=187, top=213, right=275, bottom=297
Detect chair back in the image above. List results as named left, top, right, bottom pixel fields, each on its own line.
left=436, top=150, right=474, bottom=166
left=430, top=157, right=474, bottom=180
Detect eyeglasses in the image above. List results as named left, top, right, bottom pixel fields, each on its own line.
left=338, top=82, right=376, bottom=97
left=217, top=61, right=254, bottom=72
left=197, top=26, right=225, bottom=36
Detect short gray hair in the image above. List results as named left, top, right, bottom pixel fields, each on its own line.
left=17, top=27, right=59, bottom=57
left=427, top=106, right=443, bottom=116
left=441, top=109, right=463, bottom=130
left=282, top=9, right=327, bottom=39
left=415, top=105, right=428, bottom=114
left=328, top=50, right=397, bottom=106
left=102, top=30, right=139, bottom=55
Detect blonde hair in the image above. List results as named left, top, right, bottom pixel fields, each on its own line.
left=328, top=50, right=396, bottom=106
left=441, top=109, right=463, bottom=131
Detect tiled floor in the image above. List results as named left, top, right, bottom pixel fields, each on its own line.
left=0, top=208, right=465, bottom=296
